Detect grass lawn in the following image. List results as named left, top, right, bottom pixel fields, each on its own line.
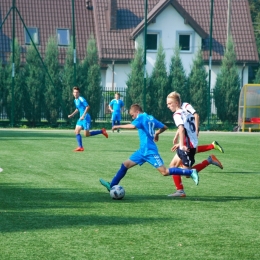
left=0, top=129, right=260, bottom=260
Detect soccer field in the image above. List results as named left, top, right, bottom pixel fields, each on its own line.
left=0, top=129, right=260, bottom=259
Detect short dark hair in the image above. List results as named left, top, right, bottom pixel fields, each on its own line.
left=130, top=104, right=143, bottom=113
left=73, top=86, right=80, bottom=92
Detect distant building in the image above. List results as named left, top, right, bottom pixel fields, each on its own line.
left=0, top=0, right=258, bottom=91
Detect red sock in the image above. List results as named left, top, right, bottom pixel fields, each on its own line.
left=192, top=160, right=209, bottom=172
left=197, top=144, right=214, bottom=153
left=172, top=175, right=183, bottom=190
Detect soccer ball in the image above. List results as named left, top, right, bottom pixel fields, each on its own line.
left=110, top=185, right=125, bottom=200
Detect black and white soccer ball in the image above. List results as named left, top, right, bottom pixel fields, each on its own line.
left=109, top=185, right=125, bottom=200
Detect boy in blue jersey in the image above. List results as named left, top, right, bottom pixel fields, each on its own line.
left=68, top=87, right=108, bottom=152
left=100, top=104, right=199, bottom=192
left=109, top=92, right=124, bottom=132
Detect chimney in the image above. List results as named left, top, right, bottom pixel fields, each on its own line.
left=108, top=0, right=117, bottom=30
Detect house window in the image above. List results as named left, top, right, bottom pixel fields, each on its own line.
left=146, top=32, right=160, bottom=51
left=25, top=27, right=39, bottom=45
left=179, top=35, right=190, bottom=51
left=57, top=29, right=70, bottom=46
left=176, top=31, right=194, bottom=53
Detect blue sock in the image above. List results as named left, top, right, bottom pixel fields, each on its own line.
left=76, top=134, right=83, bottom=147
left=112, top=120, right=115, bottom=127
left=110, top=164, right=128, bottom=187
left=90, top=130, right=102, bottom=136
left=168, top=167, right=193, bottom=176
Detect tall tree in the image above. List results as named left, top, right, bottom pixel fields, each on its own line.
left=44, top=36, right=62, bottom=125
left=24, top=44, right=44, bottom=125
left=85, top=36, right=102, bottom=122
left=126, top=43, right=144, bottom=109
left=0, top=59, right=7, bottom=118
left=213, top=37, right=240, bottom=123
left=254, top=65, right=260, bottom=83
left=168, top=45, right=188, bottom=102
left=188, top=50, right=208, bottom=123
left=61, top=41, right=79, bottom=123
left=149, top=41, right=168, bottom=121
left=6, top=38, right=25, bottom=124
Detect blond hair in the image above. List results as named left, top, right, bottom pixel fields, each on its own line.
left=167, top=91, right=181, bottom=105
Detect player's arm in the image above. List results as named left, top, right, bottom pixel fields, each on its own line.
left=108, top=101, right=113, bottom=112
left=80, top=105, right=90, bottom=120
left=154, top=125, right=168, bottom=142
left=112, top=124, right=135, bottom=130
left=68, top=109, right=79, bottom=118
left=173, top=128, right=179, bottom=144
left=178, top=125, right=187, bottom=151
left=194, top=112, right=200, bottom=137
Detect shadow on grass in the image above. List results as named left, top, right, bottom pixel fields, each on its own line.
left=227, top=171, right=260, bottom=174
left=0, top=131, right=73, bottom=139
left=1, top=183, right=259, bottom=232
left=0, top=183, right=174, bottom=232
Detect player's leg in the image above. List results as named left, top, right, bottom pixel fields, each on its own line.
left=100, top=151, right=140, bottom=191
left=197, top=141, right=224, bottom=153
left=144, top=152, right=198, bottom=185
left=193, top=154, right=223, bottom=172
left=167, top=148, right=198, bottom=185
left=168, top=154, right=186, bottom=197
left=117, top=113, right=121, bottom=133
left=111, top=113, right=115, bottom=132
left=74, top=123, right=84, bottom=151
left=83, top=120, right=108, bottom=138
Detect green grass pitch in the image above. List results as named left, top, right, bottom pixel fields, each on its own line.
left=0, top=129, right=260, bottom=259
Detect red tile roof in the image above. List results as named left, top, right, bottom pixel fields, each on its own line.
left=0, top=0, right=95, bottom=63
left=94, top=0, right=259, bottom=64
left=0, top=0, right=258, bottom=65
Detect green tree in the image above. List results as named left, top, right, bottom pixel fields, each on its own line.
left=168, top=45, right=188, bottom=102
left=61, top=42, right=80, bottom=123
left=254, top=65, right=260, bottom=83
left=24, top=44, right=44, bottom=125
left=0, top=59, right=7, bottom=117
left=44, top=36, right=62, bottom=125
left=85, top=36, right=102, bottom=122
left=126, top=43, right=144, bottom=109
left=213, top=37, right=240, bottom=123
left=6, top=38, right=25, bottom=125
left=188, top=50, right=208, bottom=123
left=249, top=0, right=260, bottom=81
left=149, top=41, right=168, bottom=120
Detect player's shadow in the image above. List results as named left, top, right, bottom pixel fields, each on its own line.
left=127, top=194, right=260, bottom=203
left=0, top=183, right=173, bottom=233
left=0, top=131, right=73, bottom=140
left=227, top=171, right=260, bottom=174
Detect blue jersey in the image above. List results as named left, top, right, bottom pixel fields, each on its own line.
left=74, top=96, right=91, bottom=122
left=109, top=99, right=124, bottom=113
left=131, top=113, right=164, bottom=156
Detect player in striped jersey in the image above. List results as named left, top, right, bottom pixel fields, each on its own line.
left=166, top=91, right=223, bottom=197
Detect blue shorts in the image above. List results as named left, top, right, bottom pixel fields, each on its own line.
left=76, top=119, right=91, bottom=131
left=112, top=112, right=121, bottom=121
left=129, top=150, right=164, bottom=168
left=177, top=148, right=196, bottom=167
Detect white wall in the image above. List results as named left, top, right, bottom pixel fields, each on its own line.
left=101, top=63, right=131, bottom=90
left=205, top=64, right=249, bottom=91
left=101, top=4, right=250, bottom=94
left=136, top=5, right=201, bottom=76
